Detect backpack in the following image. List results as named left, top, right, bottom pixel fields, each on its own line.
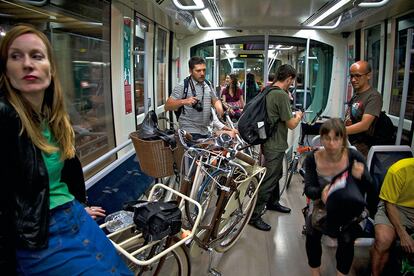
left=174, top=77, right=212, bottom=120
left=369, top=111, right=395, bottom=146
left=238, top=86, right=277, bottom=145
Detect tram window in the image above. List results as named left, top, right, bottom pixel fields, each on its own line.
left=134, top=17, right=149, bottom=116
left=191, top=42, right=214, bottom=82
left=155, top=27, right=168, bottom=107
left=390, top=13, right=414, bottom=145
left=0, top=0, right=115, bottom=177
left=192, top=37, right=333, bottom=117
left=391, top=14, right=414, bottom=121
left=365, top=24, right=382, bottom=91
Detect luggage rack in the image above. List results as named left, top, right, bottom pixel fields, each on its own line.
left=100, top=183, right=202, bottom=266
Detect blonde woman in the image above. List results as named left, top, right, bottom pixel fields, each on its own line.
left=0, top=25, right=131, bottom=274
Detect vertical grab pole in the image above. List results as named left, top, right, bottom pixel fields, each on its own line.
left=304, top=37, right=310, bottom=114
left=264, top=34, right=269, bottom=86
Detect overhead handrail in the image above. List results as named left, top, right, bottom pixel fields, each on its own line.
left=172, top=0, right=205, bottom=11
left=194, top=14, right=342, bottom=31
left=357, top=0, right=390, bottom=8
left=309, top=14, right=342, bottom=30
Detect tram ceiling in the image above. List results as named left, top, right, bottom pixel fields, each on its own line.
left=165, top=0, right=413, bottom=33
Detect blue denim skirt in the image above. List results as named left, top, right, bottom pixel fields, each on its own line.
left=16, top=200, right=133, bottom=275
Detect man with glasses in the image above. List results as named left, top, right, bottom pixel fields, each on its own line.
left=345, top=60, right=382, bottom=157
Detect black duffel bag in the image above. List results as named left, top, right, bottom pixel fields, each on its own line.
left=124, top=200, right=182, bottom=242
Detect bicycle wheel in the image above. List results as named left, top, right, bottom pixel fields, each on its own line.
left=285, top=158, right=298, bottom=192
left=112, top=232, right=190, bottom=276
left=146, top=174, right=180, bottom=202
left=278, top=155, right=289, bottom=197
left=213, top=173, right=259, bottom=253
left=184, top=169, right=222, bottom=228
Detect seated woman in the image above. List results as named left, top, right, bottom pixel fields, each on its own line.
left=303, top=118, right=375, bottom=276
left=221, top=73, right=244, bottom=121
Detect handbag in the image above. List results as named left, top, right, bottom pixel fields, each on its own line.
left=325, top=168, right=366, bottom=233
left=311, top=199, right=327, bottom=232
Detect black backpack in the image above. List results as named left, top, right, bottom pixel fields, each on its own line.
left=238, top=87, right=277, bottom=145
left=370, top=111, right=396, bottom=146
left=174, top=77, right=212, bottom=120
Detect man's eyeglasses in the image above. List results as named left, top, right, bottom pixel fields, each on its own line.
left=350, top=72, right=370, bottom=79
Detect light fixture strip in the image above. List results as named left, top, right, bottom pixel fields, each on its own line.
left=193, top=0, right=218, bottom=28
left=308, top=0, right=350, bottom=26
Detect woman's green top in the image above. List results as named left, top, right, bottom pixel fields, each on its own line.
left=41, top=124, right=74, bottom=209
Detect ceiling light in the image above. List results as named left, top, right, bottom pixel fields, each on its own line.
left=194, top=0, right=217, bottom=28
left=275, top=45, right=294, bottom=50
left=308, top=0, right=350, bottom=26
left=172, top=0, right=205, bottom=11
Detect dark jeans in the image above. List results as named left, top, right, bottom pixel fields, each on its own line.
left=251, top=150, right=285, bottom=221
left=305, top=219, right=362, bottom=274
left=16, top=200, right=132, bottom=275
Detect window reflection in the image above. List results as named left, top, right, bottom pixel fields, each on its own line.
left=391, top=16, right=414, bottom=121
left=365, top=24, right=381, bottom=90
left=390, top=13, right=414, bottom=145
left=156, top=27, right=168, bottom=106
left=134, top=17, right=149, bottom=115
left=0, top=0, right=115, bottom=177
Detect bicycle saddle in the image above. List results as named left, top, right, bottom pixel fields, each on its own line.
left=138, top=110, right=159, bottom=139
left=138, top=111, right=177, bottom=148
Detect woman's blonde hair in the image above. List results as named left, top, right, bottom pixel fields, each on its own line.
left=0, top=24, right=75, bottom=159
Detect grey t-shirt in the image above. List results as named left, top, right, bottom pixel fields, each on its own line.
left=171, top=77, right=217, bottom=135
left=348, top=86, right=382, bottom=123
left=346, top=86, right=382, bottom=143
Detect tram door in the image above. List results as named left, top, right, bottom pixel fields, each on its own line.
left=390, top=23, right=414, bottom=148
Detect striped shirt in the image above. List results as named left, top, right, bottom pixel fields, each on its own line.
left=171, top=77, right=217, bottom=135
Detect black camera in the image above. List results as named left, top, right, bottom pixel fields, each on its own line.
left=192, top=99, right=203, bottom=112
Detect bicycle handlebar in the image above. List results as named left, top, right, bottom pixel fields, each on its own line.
left=177, top=129, right=256, bottom=166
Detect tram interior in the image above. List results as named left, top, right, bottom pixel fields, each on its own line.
left=1, top=0, right=414, bottom=275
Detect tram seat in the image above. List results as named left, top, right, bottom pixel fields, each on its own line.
left=322, top=145, right=414, bottom=248
left=366, top=145, right=413, bottom=194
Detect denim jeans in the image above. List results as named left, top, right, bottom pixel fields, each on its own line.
left=16, top=200, right=132, bottom=275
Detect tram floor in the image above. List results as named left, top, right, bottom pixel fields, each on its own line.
left=190, top=174, right=372, bottom=276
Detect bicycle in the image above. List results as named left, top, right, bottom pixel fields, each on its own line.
left=280, top=110, right=328, bottom=195
left=101, top=183, right=202, bottom=276
left=176, top=129, right=266, bottom=274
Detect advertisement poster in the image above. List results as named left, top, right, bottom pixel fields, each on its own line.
left=123, top=18, right=132, bottom=114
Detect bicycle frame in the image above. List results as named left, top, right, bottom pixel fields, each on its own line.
left=190, top=162, right=266, bottom=249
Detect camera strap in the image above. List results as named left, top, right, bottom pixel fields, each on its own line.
left=188, top=77, right=205, bottom=106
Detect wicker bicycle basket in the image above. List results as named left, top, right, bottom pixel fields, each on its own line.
left=129, top=132, right=184, bottom=178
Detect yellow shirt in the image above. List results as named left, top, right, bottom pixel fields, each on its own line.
left=379, top=158, right=414, bottom=208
